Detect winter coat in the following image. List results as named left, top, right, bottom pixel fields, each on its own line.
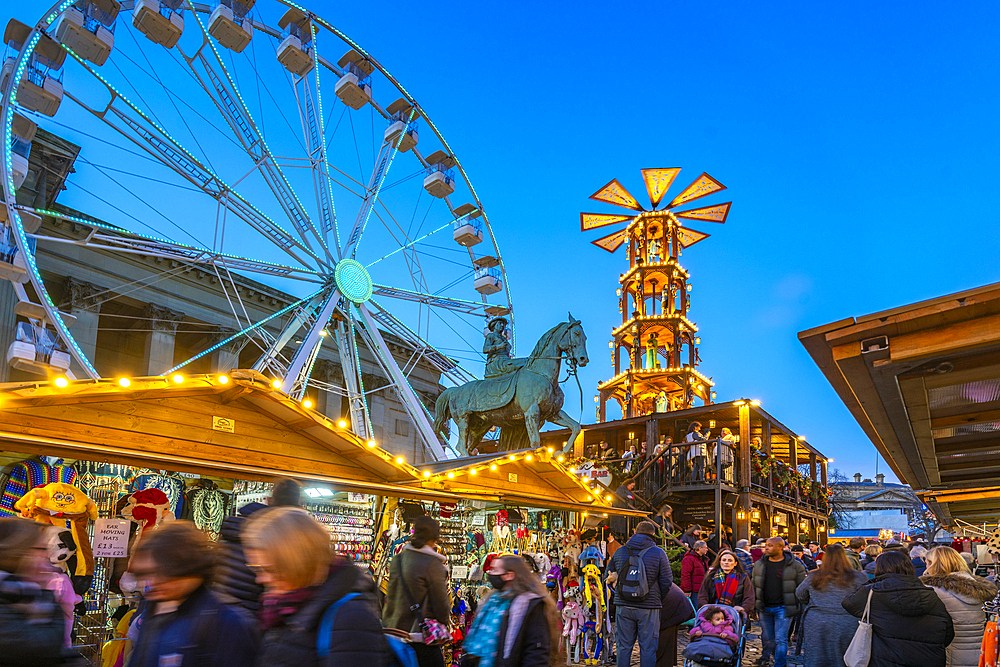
left=494, top=593, right=552, bottom=667
left=799, top=553, right=817, bottom=571
left=846, top=549, right=862, bottom=571
left=842, top=573, right=954, bottom=667
left=864, top=559, right=878, bottom=579
left=383, top=543, right=451, bottom=631
left=679, top=551, right=709, bottom=595
left=608, top=533, right=674, bottom=609
left=794, top=568, right=867, bottom=667
left=0, top=571, right=82, bottom=666
left=920, top=572, right=998, bottom=667
left=258, top=559, right=389, bottom=667
left=660, top=583, right=695, bottom=631
left=214, top=502, right=266, bottom=615
left=751, top=553, right=807, bottom=616
left=734, top=549, right=754, bottom=575
left=911, top=557, right=927, bottom=577
left=688, top=619, right=737, bottom=645
left=697, top=569, right=755, bottom=610
left=129, top=585, right=257, bottom=667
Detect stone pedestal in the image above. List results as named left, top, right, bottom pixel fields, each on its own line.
left=143, top=304, right=183, bottom=376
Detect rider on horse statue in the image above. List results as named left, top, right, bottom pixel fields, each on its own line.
left=483, top=316, right=525, bottom=379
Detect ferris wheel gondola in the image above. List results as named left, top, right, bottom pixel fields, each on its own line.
left=0, top=0, right=514, bottom=460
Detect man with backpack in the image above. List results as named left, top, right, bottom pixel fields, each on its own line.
left=607, top=520, right=674, bottom=667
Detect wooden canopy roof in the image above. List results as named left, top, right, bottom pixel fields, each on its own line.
left=0, top=370, right=460, bottom=502
left=799, top=282, right=1000, bottom=525
left=407, top=449, right=647, bottom=517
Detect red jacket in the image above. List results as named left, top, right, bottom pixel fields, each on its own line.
left=680, top=551, right=709, bottom=594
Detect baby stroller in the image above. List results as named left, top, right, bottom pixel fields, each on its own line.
left=681, top=604, right=747, bottom=667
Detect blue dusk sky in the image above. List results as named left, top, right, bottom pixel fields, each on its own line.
left=12, top=1, right=1000, bottom=483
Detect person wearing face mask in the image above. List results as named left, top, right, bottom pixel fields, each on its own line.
left=462, top=555, right=560, bottom=667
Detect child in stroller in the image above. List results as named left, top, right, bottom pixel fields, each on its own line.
left=682, top=604, right=746, bottom=667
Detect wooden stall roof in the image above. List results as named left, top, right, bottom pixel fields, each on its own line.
left=0, top=370, right=461, bottom=502
left=407, top=448, right=648, bottom=518
left=799, top=282, right=1000, bottom=525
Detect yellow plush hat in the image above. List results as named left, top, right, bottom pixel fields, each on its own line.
left=16, top=482, right=98, bottom=576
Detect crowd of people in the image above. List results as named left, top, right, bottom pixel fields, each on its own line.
left=2, top=482, right=996, bottom=667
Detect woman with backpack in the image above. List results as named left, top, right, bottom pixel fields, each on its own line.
left=243, top=507, right=389, bottom=667
left=463, top=554, right=560, bottom=667
left=383, top=516, right=451, bottom=667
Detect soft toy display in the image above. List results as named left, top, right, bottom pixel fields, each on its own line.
left=121, top=488, right=175, bottom=542
left=561, top=594, right=585, bottom=645
left=118, top=488, right=176, bottom=595
left=15, top=482, right=98, bottom=577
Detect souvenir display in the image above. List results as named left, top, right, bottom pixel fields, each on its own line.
left=0, top=456, right=77, bottom=517
left=16, top=482, right=98, bottom=577
left=307, top=501, right=376, bottom=566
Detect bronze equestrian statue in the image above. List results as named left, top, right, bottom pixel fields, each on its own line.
left=433, top=315, right=589, bottom=456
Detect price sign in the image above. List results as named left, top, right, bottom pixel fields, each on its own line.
left=451, top=565, right=469, bottom=580
left=347, top=493, right=369, bottom=503
left=471, top=513, right=486, bottom=526
left=508, top=473, right=518, bottom=483
left=93, top=518, right=129, bottom=558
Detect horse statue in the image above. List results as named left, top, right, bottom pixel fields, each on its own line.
left=433, top=314, right=589, bottom=456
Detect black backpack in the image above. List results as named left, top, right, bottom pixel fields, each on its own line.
left=617, top=546, right=652, bottom=602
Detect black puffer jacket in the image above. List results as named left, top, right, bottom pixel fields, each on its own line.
left=0, top=571, right=83, bottom=666
left=258, top=559, right=389, bottom=667
left=214, top=502, right=266, bottom=614
left=842, top=573, right=954, bottom=667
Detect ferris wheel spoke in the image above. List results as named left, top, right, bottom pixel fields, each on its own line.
left=333, top=311, right=372, bottom=439
left=250, top=288, right=329, bottom=376
left=166, top=287, right=324, bottom=374
left=367, top=298, right=478, bottom=386
left=371, top=284, right=489, bottom=316
left=58, top=57, right=326, bottom=272
left=20, top=207, right=322, bottom=281
left=176, top=7, right=334, bottom=265
left=355, top=303, right=447, bottom=459
left=340, top=108, right=416, bottom=259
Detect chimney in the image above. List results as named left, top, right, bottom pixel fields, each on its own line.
left=876, top=473, right=885, bottom=485
left=854, top=473, right=862, bottom=483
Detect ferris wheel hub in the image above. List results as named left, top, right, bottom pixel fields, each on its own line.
left=334, top=259, right=373, bottom=303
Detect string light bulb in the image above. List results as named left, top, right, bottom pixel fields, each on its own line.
left=367, top=440, right=377, bottom=448
left=218, top=375, right=229, bottom=384
left=303, top=399, right=313, bottom=409
left=395, top=456, right=404, bottom=465
left=118, top=378, right=131, bottom=388
left=469, top=468, right=477, bottom=475
left=337, top=420, right=348, bottom=428
left=447, top=472, right=455, bottom=478
left=172, top=374, right=184, bottom=384
left=54, top=377, right=68, bottom=388
left=423, top=470, right=431, bottom=477
left=490, top=464, right=497, bottom=471
left=272, top=379, right=282, bottom=389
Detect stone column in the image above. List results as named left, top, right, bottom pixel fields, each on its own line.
left=0, top=281, right=15, bottom=382
left=65, top=278, right=105, bottom=376
left=143, top=304, right=183, bottom=376
left=209, top=327, right=242, bottom=373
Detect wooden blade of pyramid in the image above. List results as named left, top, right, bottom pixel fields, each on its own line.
left=591, top=228, right=630, bottom=253
left=641, top=168, right=681, bottom=208
left=666, top=173, right=726, bottom=209
left=674, top=202, right=732, bottom=224
left=676, top=227, right=710, bottom=248
left=580, top=212, right=635, bottom=231
left=589, top=178, right=645, bottom=211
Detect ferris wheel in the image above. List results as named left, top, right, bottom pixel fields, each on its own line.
left=0, top=0, right=515, bottom=459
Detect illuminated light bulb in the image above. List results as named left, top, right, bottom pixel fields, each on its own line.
left=557, top=456, right=565, bottom=462
left=218, top=375, right=230, bottom=384
left=569, top=468, right=576, bottom=474
left=582, top=512, right=587, bottom=517
left=303, top=399, right=313, bottom=409
left=469, top=468, right=477, bottom=475
left=395, top=456, right=404, bottom=465
left=423, top=471, right=431, bottom=478
left=367, top=440, right=377, bottom=448
left=547, top=447, right=554, bottom=453
left=272, top=379, right=282, bottom=389
left=490, top=464, right=497, bottom=471
left=606, top=495, right=612, bottom=502
left=171, top=374, right=184, bottom=384
left=118, top=378, right=131, bottom=388
left=337, top=420, right=348, bottom=428
left=447, top=472, right=455, bottom=478
left=526, top=455, right=533, bottom=461
left=509, top=454, right=516, bottom=461
left=54, top=377, right=68, bottom=388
